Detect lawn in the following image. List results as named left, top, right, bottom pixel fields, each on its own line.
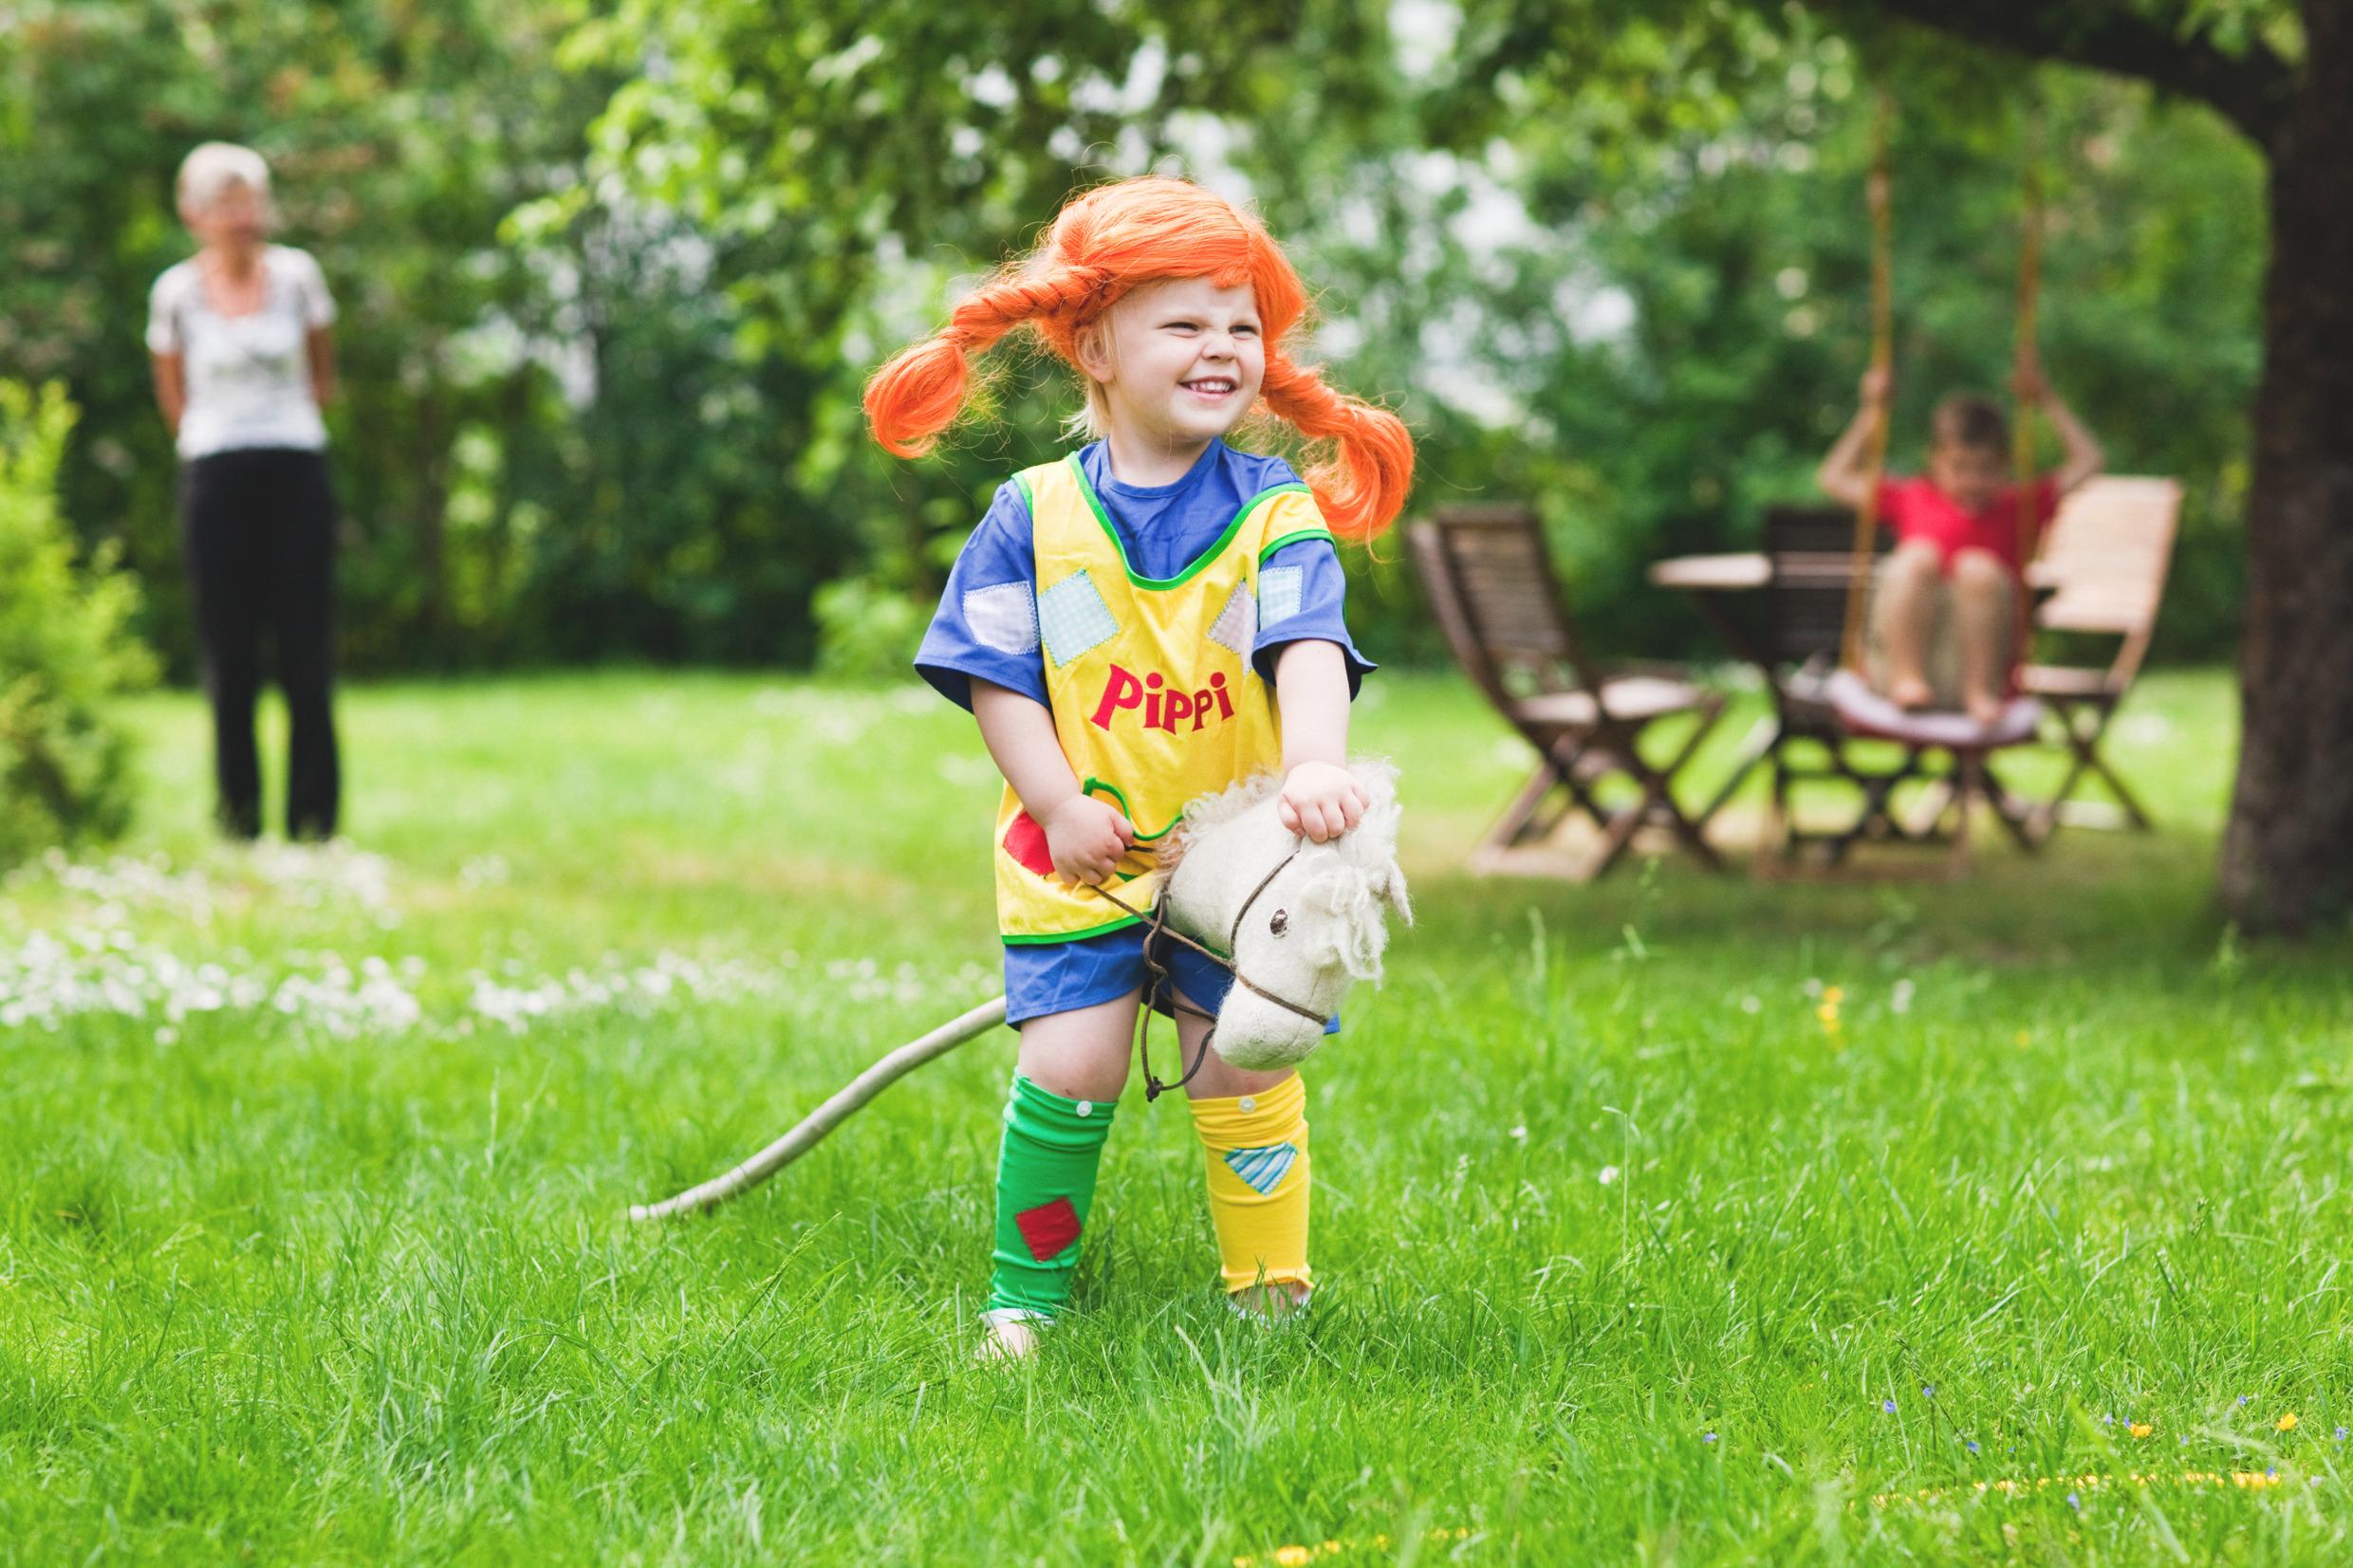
left=5, top=667, right=2350, bottom=1564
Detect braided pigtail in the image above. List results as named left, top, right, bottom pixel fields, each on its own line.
left=863, top=265, right=1111, bottom=457
left=1261, top=355, right=1416, bottom=542
left=869, top=176, right=1416, bottom=529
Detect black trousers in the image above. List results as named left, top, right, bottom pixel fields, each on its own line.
left=178, top=447, right=341, bottom=839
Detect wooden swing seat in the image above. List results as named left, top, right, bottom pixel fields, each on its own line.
left=1816, top=667, right=2043, bottom=750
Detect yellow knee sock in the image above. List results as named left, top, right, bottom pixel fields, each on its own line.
left=1187, top=1072, right=1312, bottom=1296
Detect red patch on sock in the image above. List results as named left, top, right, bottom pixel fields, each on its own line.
left=1003, top=811, right=1055, bottom=877
left=1014, top=1196, right=1082, bottom=1261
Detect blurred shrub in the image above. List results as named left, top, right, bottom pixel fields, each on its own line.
left=814, top=575, right=928, bottom=682
left=0, top=380, right=155, bottom=864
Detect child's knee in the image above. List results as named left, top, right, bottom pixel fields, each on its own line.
left=1951, top=549, right=2010, bottom=594
left=1887, top=539, right=1942, bottom=574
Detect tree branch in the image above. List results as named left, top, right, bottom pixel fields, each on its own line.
left=1866, top=0, right=2295, bottom=146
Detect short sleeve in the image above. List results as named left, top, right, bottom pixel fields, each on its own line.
left=915, top=482, right=1048, bottom=711
left=285, top=249, right=337, bottom=329
left=145, top=268, right=183, bottom=356
left=1251, top=533, right=1376, bottom=697
left=1872, top=475, right=1902, bottom=528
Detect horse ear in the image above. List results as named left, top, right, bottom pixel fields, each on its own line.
left=1382, top=865, right=1413, bottom=925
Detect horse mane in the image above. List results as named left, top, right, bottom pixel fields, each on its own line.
left=1162, top=758, right=1399, bottom=876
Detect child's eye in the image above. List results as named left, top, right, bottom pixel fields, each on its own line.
left=1162, top=320, right=1199, bottom=333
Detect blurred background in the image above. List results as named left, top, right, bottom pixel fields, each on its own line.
left=2, top=0, right=2262, bottom=690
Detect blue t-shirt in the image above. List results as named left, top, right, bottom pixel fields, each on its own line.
left=916, top=439, right=1373, bottom=711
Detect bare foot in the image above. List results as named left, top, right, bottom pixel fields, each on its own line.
left=1228, top=1282, right=1312, bottom=1321
left=1963, top=691, right=2008, bottom=729
left=977, top=1313, right=1042, bottom=1362
left=1886, top=674, right=1936, bottom=711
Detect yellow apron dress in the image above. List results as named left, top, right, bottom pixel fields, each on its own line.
left=995, top=452, right=1332, bottom=944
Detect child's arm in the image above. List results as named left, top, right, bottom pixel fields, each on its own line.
left=2015, top=357, right=2104, bottom=494
left=1815, top=367, right=1892, bottom=510
left=972, top=678, right=1134, bottom=886
left=1273, top=640, right=1369, bottom=843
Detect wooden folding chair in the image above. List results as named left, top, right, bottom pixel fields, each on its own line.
left=1759, top=506, right=2043, bottom=872
left=1410, top=503, right=1727, bottom=880
left=2019, top=476, right=2183, bottom=832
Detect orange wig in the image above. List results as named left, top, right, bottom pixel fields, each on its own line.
left=864, top=176, right=1413, bottom=541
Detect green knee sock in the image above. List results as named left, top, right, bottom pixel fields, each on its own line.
left=987, top=1074, right=1117, bottom=1319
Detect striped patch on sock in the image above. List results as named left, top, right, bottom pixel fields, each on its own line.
left=1222, top=1143, right=1299, bottom=1196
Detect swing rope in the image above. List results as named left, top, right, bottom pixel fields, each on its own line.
left=2011, top=102, right=2046, bottom=568
left=1838, top=88, right=1898, bottom=675
left=1836, top=91, right=2049, bottom=691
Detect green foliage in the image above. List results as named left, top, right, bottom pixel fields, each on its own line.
left=0, top=380, right=154, bottom=864
left=0, top=0, right=2271, bottom=674
left=813, top=574, right=929, bottom=681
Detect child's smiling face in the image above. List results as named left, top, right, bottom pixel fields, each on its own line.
left=1080, top=276, right=1265, bottom=455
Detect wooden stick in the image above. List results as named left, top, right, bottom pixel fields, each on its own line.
left=628, top=993, right=1010, bottom=1222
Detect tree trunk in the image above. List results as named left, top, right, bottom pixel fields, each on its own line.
left=2219, top=0, right=2353, bottom=932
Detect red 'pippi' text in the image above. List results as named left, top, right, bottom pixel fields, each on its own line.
left=1089, top=665, right=1236, bottom=733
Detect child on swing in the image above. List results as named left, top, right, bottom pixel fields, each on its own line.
left=1817, top=350, right=2103, bottom=727
left=864, top=177, right=1413, bottom=1360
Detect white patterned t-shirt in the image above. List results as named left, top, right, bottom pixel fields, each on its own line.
left=146, top=246, right=335, bottom=459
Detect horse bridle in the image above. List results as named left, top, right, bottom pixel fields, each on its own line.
left=1085, top=842, right=1329, bottom=1101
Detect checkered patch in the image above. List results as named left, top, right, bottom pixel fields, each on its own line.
left=1037, top=568, right=1121, bottom=666
left=1223, top=1143, right=1300, bottom=1196
left=1207, top=579, right=1257, bottom=656
left=1258, top=564, right=1306, bottom=629
left=962, top=581, right=1038, bottom=656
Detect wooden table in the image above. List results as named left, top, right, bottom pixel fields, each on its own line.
left=1646, top=551, right=1770, bottom=593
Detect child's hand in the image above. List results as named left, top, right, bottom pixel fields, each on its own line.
left=2010, top=349, right=2047, bottom=405
left=1859, top=366, right=1894, bottom=408
left=1044, top=793, right=1134, bottom=886
left=1278, top=762, right=1368, bottom=843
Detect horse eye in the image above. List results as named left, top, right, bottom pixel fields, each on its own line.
left=1269, top=909, right=1288, bottom=936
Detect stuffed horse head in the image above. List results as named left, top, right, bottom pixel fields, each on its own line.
left=1159, top=760, right=1410, bottom=1070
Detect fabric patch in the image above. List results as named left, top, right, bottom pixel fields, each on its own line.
left=963, top=581, right=1039, bottom=655
left=1207, top=579, right=1258, bottom=656
left=1038, top=569, right=1120, bottom=666
left=1014, top=1196, right=1083, bottom=1261
left=1002, top=811, right=1054, bottom=877
left=1257, top=564, right=1306, bottom=630
left=1222, top=1143, right=1300, bottom=1196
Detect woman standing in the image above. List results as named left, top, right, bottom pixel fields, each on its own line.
left=147, top=141, right=342, bottom=840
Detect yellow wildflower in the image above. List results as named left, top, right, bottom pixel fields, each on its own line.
left=2279, top=1412, right=2298, bottom=1432
left=2131, top=1424, right=2152, bottom=1438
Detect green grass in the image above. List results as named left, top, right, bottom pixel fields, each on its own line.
left=4, top=668, right=2350, bottom=1564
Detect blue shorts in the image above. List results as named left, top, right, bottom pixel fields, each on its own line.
left=1004, top=922, right=1343, bottom=1035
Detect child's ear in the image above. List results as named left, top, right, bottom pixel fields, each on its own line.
left=1073, top=318, right=1116, bottom=385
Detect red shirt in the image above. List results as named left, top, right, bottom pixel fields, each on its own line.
left=1875, top=475, right=2059, bottom=572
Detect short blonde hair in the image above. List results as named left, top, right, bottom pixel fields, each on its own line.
left=176, top=141, right=272, bottom=220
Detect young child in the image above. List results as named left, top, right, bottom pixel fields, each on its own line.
left=1817, top=356, right=2103, bottom=726
left=864, top=177, right=1413, bottom=1360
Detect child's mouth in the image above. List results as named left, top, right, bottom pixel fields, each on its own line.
left=1181, top=378, right=1237, bottom=402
